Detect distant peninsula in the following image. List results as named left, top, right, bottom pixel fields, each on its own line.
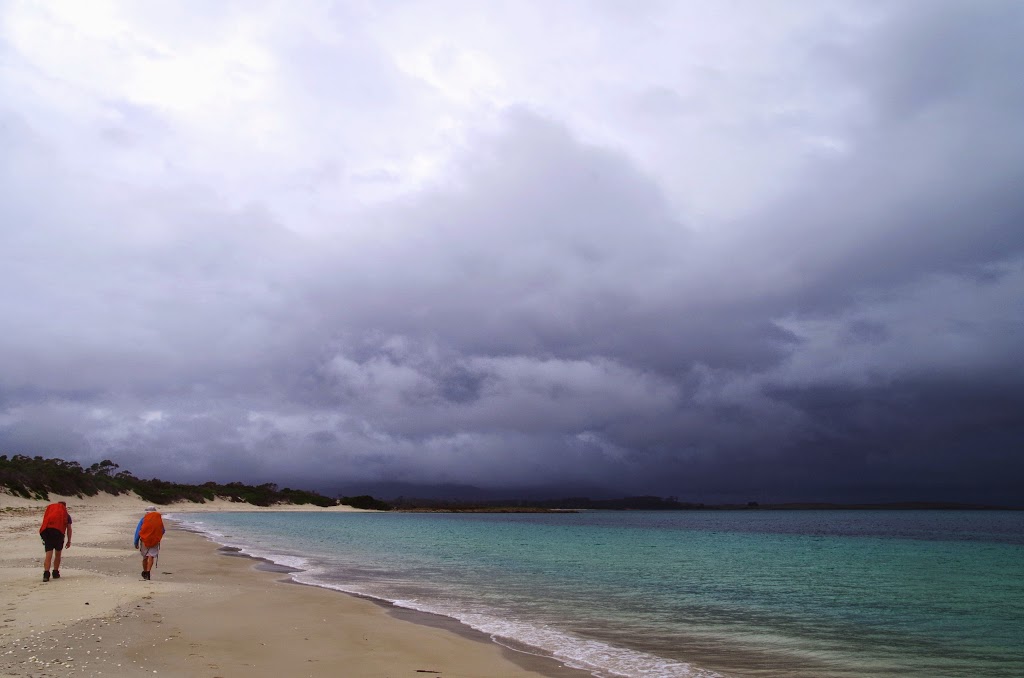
left=385, top=496, right=1019, bottom=512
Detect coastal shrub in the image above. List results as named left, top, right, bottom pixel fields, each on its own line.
left=0, top=454, right=338, bottom=507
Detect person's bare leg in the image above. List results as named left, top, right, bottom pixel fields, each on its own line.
left=43, top=550, right=53, bottom=571
left=52, top=550, right=62, bottom=571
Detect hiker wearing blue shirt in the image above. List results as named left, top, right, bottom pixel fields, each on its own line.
left=134, top=506, right=165, bottom=580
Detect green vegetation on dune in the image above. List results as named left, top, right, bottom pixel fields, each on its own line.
left=0, top=454, right=340, bottom=507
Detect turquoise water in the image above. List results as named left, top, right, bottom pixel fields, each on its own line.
left=175, top=511, right=1024, bottom=678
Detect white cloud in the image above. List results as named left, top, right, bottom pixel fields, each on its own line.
left=2, top=0, right=875, bottom=229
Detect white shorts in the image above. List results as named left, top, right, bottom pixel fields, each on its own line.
left=140, top=543, right=161, bottom=558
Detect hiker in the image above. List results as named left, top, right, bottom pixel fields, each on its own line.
left=39, top=500, right=72, bottom=582
left=133, top=506, right=165, bottom=581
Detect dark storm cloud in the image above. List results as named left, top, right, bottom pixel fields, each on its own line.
left=755, top=377, right=1024, bottom=504
left=1, top=1, right=1022, bottom=503
left=745, top=0, right=1024, bottom=309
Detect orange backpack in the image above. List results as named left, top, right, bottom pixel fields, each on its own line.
left=39, top=503, right=69, bottom=534
left=138, top=512, right=164, bottom=548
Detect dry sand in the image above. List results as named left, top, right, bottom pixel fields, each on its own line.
left=1, top=492, right=590, bottom=678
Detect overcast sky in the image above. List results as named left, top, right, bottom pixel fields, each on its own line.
left=2, top=0, right=1022, bottom=503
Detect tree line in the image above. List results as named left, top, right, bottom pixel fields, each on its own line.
left=0, top=454, right=340, bottom=507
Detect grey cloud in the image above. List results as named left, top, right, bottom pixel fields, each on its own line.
left=727, top=3, right=1024, bottom=320
left=854, top=0, right=1024, bottom=121
left=0, top=2, right=1022, bottom=504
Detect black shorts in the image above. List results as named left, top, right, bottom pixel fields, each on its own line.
left=41, top=528, right=65, bottom=552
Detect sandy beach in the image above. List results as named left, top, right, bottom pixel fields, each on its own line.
left=0, top=492, right=589, bottom=678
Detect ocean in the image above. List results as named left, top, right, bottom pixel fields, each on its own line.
left=174, top=510, right=1024, bottom=678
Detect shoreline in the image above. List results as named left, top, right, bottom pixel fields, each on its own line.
left=0, top=493, right=593, bottom=678
left=201, top=531, right=591, bottom=676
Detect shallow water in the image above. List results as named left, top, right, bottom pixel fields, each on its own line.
left=176, top=510, right=1024, bottom=678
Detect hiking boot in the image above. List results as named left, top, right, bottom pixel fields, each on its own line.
left=43, top=570, right=50, bottom=582
left=142, top=571, right=150, bottom=580
left=51, top=570, right=60, bottom=579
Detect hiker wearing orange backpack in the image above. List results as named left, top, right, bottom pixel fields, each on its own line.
left=133, top=506, right=165, bottom=580
left=39, top=501, right=72, bottom=582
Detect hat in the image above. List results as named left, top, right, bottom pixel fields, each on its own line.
left=145, top=506, right=157, bottom=512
